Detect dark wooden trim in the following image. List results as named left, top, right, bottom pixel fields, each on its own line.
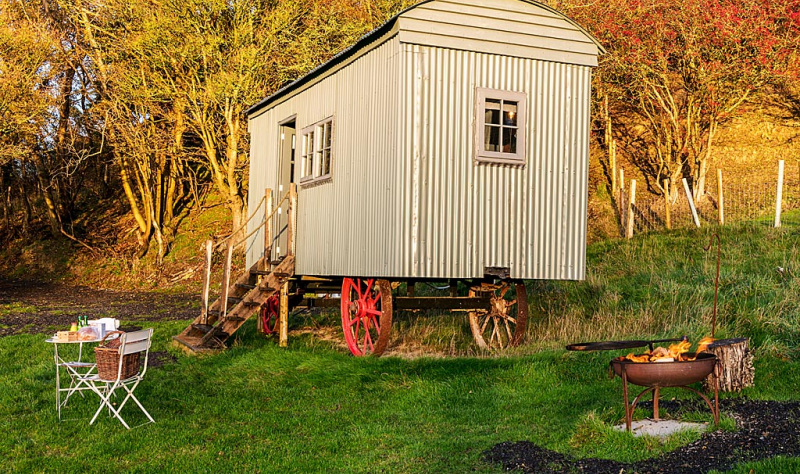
left=394, top=296, right=491, bottom=311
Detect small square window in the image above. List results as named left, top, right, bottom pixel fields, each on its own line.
left=475, top=88, right=527, bottom=164
left=300, top=117, right=334, bottom=183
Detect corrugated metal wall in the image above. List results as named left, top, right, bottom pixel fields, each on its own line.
left=398, top=0, right=599, bottom=67
left=396, top=44, right=590, bottom=280
left=246, top=38, right=404, bottom=277
left=247, top=0, right=594, bottom=281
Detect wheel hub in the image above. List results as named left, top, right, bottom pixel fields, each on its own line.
left=490, top=295, right=515, bottom=319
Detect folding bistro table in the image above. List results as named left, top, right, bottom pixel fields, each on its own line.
left=45, top=336, right=102, bottom=419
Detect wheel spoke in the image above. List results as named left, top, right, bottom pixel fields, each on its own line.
left=362, top=318, right=373, bottom=352
left=480, top=314, right=492, bottom=333
left=370, top=314, right=381, bottom=332
left=499, top=284, right=509, bottom=298
left=364, top=279, right=374, bottom=297
left=348, top=315, right=360, bottom=327
left=365, top=309, right=382, bottom=316
left=370, top=292, right=382, bottom=306
left=354, top=279, right=363, bottom=299
left=504, top=319, right=513, bottom=341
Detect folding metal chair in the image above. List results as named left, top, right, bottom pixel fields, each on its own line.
left=80, top=328, right=155, bottom=429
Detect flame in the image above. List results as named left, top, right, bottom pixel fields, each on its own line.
left=622, top=336, right=714, bottom=363
left=696, top=336, right=714, bottom=353
left=624, top=352, right=651, bottom=363
left=667, top=339, right=691, bottom=359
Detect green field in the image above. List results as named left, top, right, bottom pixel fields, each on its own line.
left=1, top=216, right=799, bottom=472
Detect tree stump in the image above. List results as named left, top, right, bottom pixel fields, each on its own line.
left=704, top=338, right=754, bottom=392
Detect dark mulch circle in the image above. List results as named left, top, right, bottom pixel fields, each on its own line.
left=147, top=350, right=178, bottom=368
left=485, top=398, right=800, bottom=473
left=0, top=279, right=198, bottom=337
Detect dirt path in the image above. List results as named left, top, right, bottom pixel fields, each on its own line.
left=0, top=279, right=198, bottom=337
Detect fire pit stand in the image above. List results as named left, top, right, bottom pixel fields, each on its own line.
left=611, top=353, right=720, bottom=432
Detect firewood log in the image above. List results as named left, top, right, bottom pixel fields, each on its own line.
left=703, top=338, right=754, bottom=392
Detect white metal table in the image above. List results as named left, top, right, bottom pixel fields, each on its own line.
left=45, top=336, right=103, bottom=419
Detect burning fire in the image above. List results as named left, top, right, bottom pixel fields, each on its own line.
left=621, top=336, right=714, bottom=363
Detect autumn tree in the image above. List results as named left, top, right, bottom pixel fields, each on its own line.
left=561, top=0, right=800, bottom=199
left=173, top=0, right=409, bottom=238
left=0, top=1, right=84, bottom=237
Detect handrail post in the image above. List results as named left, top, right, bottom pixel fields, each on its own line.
left=201, top=240, right=213, bottom=324
left=288, top=183, right=297, bottom=256
left=279, top=281, right=289, bottom=348
left=221, top=241, right=234, bottom=318
left=264, top=188, right=273, bottom=265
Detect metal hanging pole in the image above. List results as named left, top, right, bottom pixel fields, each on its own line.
left=703, top=233, right=721, bottom=338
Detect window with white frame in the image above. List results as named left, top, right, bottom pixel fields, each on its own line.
left=300, top=117, right=334, bottom=182
left=475, top=88, right=527, bottom=164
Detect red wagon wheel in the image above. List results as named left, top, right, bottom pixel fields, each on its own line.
left=259, top=295, right=280, bottom=335
left=468, top=281, right=529, bottom=350
left=340, top=278, right=393, bottom=356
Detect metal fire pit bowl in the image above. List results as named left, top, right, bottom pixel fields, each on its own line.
left=610, top=352, right=717, bottom=387
left=610, top=352, right=720, bottom=432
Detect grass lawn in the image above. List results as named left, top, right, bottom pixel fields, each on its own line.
left=2, top=216, right=800, bottom=472
left=2, top=325, right=800, bottom=472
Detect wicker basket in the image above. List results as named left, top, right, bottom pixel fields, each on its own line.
left=94, top=331, right=141, bottom=380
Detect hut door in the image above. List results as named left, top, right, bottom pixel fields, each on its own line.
left=276, top=119, right=296, bottom=259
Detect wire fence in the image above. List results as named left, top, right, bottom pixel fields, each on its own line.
left=610, top=161, right=800, bottom=237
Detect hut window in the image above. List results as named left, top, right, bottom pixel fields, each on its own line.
left=475, top=88, right=527, bottom=165
left=300, top=117, right=334, bottom=182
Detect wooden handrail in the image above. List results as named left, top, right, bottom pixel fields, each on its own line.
left=199, top=184, right=298, bottom=322
left=229, top=186, right=294, bottom=252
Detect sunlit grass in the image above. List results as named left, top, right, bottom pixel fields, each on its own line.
left=2, top=212, right=800, bottom=472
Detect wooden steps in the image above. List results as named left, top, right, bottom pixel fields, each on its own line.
left=173, top=254, right=295, bottom=353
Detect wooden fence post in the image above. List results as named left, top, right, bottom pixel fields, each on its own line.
left=201, top=240, right=213, bottom=324
left=775, top=160, right=784, bottom=228
left=610, top=139, right=618, bottom=194
left=663, top=179, right=671, bottom=230
left=717, top=169, right=724, bottom=225
left=221, top=241, right=233, bottom=318
left=626, top=179, right=636, bottom=239
left=682, top=178, right=701, bottom=228
left=618, top=169, right=625, bottom=234
left=279, top=281, right=289, bottom=348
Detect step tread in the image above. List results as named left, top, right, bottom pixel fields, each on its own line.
left=191, top=323, right=215, bottom=334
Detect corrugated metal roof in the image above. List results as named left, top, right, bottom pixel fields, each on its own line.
left=246, top=0, right=604, bottom=117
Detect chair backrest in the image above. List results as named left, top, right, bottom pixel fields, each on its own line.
left=121, top=329, right=152, bottom=356
left=115, top=328, right=153, bottom=380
